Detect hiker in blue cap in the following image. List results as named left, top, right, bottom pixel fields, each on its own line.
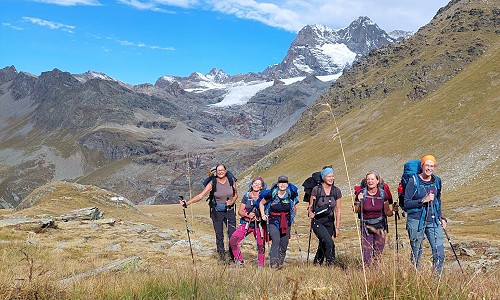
left=307, top=167, right=342, bottom=266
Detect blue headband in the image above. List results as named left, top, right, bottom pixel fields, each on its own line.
left=321, top=167, right=334, bottom=180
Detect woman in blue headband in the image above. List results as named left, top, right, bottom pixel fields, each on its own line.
left=307, top=166, right=342, bottom=266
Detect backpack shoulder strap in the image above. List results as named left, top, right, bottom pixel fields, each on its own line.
left=412, top=174, right=420, bottom=195
left=432, top=174, right=441, bottom=190
left=315, top=184, right=335, bottom=207
left=228, top=176, right=235, bottom=196
left=378, top=186, right=386, bottom=213
left=211, top=176, right=217, bottom=192
left=361, top=187, right=368, bottom=205
left=313, top=185, right=322, bottom=209
left=379, top=186, right=385, bottom=202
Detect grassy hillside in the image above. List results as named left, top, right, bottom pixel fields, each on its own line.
left=241, top=0, right=500, bottom=237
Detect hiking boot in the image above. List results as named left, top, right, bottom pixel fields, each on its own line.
left=231, top=260, right=244, bottom=268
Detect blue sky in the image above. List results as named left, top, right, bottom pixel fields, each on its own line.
left=0, top=0, right=449, bottom=85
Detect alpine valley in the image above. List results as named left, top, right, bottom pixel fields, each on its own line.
left=0, top=16, right=409, bottom=207
left=0, top=0, right=498, bottom=214
left=0, top=1, right=500, bottom=298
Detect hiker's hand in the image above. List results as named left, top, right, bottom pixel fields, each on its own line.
left=308, top=210, right=315, bottom=219
left=392, top=204, right=399, bottom=212
left=358, top=193, right=364, bottom=200
left=335, top=227, right=340, bottom=238
left=422, top=194, right=432, bottom=204
left=247, top=212, right=255, bottom=219
left=180, top=200, right=188, bottom=208
left=261, top=214, right=268, bottom=221
left=441, top=218, right=447, bottom=229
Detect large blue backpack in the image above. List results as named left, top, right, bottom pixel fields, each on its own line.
left=397, top=160, right=422, bottom=210
left=259, top=182, right=299, bottom=213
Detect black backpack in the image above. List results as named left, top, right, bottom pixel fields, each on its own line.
left=301, top=166, right=333, bottom=203
left=301, top=171, right=322, bottom=203
left=203, top=168, right=237, bottom=208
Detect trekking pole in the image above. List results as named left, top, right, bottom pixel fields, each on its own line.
left=394, top=204, right=400, bottom=254
left=179, top=196, right=195, bottom=265
left=186, top=153, right=194, bottom=225
left=306, top=219, right=312, bottom=266
left=266, top=215, right=271, bottom=267
left=255, top=218, right=259, bottom=265
left=292, top=221, right=304, bottom=265
left=440, top=219, right=465, bottom=276
left=429, top=198, right=441, bottom=274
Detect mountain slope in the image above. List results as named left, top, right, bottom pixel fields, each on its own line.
left=242, top=0, right=499, bottom=231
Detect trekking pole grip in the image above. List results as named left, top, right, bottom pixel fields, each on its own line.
left=179, top=196, right=188, bottom=208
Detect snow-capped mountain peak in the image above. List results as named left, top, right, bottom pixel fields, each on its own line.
left=153, top=16, right=404, bottom=105
left=73, top=70, right=117, bottom=83
left=206, top=68, right=229, bottom=83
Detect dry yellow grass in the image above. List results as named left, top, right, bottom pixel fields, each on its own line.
left=1, top=183, right=499, bottom=299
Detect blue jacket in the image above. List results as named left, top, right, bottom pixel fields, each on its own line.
left=404, top=174, right=442, bottom=230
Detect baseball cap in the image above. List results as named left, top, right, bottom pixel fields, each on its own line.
left=277, top=175, right=288, bottom=183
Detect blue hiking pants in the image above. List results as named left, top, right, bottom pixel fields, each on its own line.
left=406, top=217, right=445, bottom=274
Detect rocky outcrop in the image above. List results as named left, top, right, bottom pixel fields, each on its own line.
left=80, top=130, right=161, bottom=161
left=0, top=65, right=18, bottom=85
left=0, top=217, right=56, bottom=229
left=60, top=207, right=104, bottom=221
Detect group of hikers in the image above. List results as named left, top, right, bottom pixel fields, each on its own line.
left=179, top=154, right=447, bottom=273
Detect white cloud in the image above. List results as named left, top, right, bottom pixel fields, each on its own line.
left=33, top=0, right=101, bottom=6
left=117, top=0, right=197, bottom=12
left=154, top=0, right=199, bottom=8
left=120, top=0, right=448, bottom=32
left=117, top=0, right=167, bottom=12
left=204, top=0, right=449, bottom=32
left=2, top=23, right=24, bottom=30
left=22, top=17, right=76, bottom=33
left=209, top=1, right=303, bottom=32
left=114, top=38, right=175, bottom=51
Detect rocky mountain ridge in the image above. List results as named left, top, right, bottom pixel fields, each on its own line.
left=156, top=17, right=408, bottom=92
left=0, top=16, right=416, bottom=208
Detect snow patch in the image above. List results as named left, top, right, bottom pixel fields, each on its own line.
left=319, top=44, right=357, bottom=66
left=317, top=73, right=342, bottom=82
left=210, top=81, right=273, bottom=107
left=209, top=76, right=310, bottom=107
left=159, top=76, right=176, bottom=82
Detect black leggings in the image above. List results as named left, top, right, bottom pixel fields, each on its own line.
left=210, top=207, right=237, bottom=260
left=312, top=216, right=335, bottom=265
